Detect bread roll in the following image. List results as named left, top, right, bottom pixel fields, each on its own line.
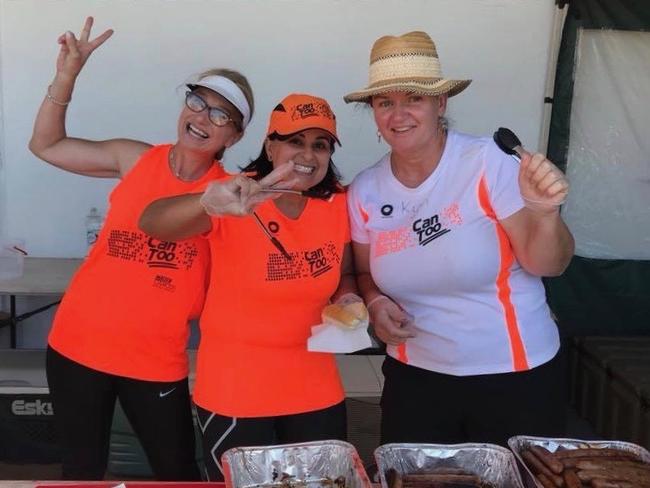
left=322, top=303, right=368, bottom=329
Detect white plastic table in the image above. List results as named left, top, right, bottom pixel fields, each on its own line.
left=0, top=258, right=81, bottom=348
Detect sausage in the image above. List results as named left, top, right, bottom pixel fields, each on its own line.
left=535, top=473, right=556, bottom=488
left=405, top=482, right=482, bottom=488
left=530, top=446, right=563, bottom=474
left=575, top=459, right=650, bottom=472
left=576, top=468, right=650, bottom=486
left=401, top=473, right=481, bottom=484
left=575, top=468, right=608, bottom=481
left=386, top=469, right=403, bottom=488
left=553, top=448, right=639, bottom=460
left=590, top=481, right=633, bottom=488
left=429, top=468, right=468, bottom=475
left=402, top=469, right=470, bottom=479
left=404, top=483, right=482, bottom=488
left=560, top=456, right=633, bottom=469
left=562, top=469, right=581, bottom=488
left=521, top=450, right=563, bottom=487
left=390, top=470, right=490, bottom=488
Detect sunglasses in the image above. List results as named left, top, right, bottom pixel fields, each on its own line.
left=185, top=91, right=238, bottom=128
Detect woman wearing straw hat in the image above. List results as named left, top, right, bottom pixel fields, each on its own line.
left=344, top=31, right=574, bottom=446
left=29, top=17, right=252, bottom=480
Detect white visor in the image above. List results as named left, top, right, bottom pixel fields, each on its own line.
left=188, top=75, right=251, bottom=129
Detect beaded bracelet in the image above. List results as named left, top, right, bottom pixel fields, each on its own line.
left=46, top=85, right=71, bottom=106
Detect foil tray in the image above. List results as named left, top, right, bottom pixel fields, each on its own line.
left=374, top=443, right=525, bottom=488
left=222, top=440, right=372, bottom=488
left=507, top=435, right=650, bottom=488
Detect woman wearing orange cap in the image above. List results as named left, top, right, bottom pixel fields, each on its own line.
left=344, top=32, right=574, bottom=446
left=28, top=17, right=252, bottom=480
left=140, top=93, right=363, bottom=480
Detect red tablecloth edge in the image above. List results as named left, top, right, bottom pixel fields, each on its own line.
left=34, top=483, right=225, bottom=488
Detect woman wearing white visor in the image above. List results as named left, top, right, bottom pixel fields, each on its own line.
left=29, top=17, right=253, bottom=480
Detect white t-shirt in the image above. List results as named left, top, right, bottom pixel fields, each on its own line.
left=348, top=130, right=559, bottom=376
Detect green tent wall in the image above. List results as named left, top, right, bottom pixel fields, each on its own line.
left=545, top=0, right=650, bottom=337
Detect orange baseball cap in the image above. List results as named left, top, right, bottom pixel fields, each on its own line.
left=267, top=94, right=341, bottom=145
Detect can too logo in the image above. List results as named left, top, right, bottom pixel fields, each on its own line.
left=147, top=238, right=179, bottom=269
left=412, top=214, right=451, bottom=246
left=11, top=399, right=54, bottom=416
left=304, top=247, right=332, bottom=278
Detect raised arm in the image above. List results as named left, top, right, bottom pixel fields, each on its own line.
left=28, top=17, right=149, bottom=178
left=140, top=162, right=298, bottom=241
left=140, top=193, right=212, bottom=241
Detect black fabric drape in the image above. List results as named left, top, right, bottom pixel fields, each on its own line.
left=546, top=257, right=650, bottom=337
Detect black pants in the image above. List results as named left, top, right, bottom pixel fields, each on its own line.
left=195, top=401, right=347, bottom=481
left=380, top=350, right=566, bottom=446
left=46, top=346, right=200, bottom=480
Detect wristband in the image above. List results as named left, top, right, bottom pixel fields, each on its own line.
left=522, top=195, right=566, bottom=206
left=366, top=294, right=390, bottom=310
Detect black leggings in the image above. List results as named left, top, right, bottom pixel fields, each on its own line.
left=380, top=350, right=567, bottom=446
left=46, top=346, right=200, bottom=480
left=195, top=401, right=347, bottom=481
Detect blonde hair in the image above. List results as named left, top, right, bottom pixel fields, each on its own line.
left=196, top=68, right=254, bottom=129
left=193, top=68, right=254, bottom=160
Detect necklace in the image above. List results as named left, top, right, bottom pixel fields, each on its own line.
left=169, top=147, right=200, bottom=181
left=168, top=147, right=183, bottom=179
left=168, top=146, right=217, bottom=181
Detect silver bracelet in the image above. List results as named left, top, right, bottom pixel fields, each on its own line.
left=46, top=85, right=70, bottom=106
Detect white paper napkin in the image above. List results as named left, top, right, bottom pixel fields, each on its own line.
left=307, top=322, right=372, bottom=353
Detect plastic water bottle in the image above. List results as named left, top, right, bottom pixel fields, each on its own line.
left=85, top=207, right=103, bottom=249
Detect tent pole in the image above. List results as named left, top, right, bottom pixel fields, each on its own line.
left=539, top=2, right=568, bottom=154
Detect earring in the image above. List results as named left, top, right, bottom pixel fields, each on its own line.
left=438, top=116, right=448, bottom=134
left=377, top=130, right=382, bottom=143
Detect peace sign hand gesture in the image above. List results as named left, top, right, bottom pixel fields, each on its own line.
left=55, top=17, right=113, bottom=81
left=200, top=162, right=298, bottom=217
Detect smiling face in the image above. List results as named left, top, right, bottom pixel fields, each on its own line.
left=265, top=129, right=334, bottom=191
left=371, top=92, right=447, bottom=154
left=176, top=87, right=243, bottom=157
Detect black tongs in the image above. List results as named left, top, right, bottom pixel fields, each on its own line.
left=261, top=188, right=325, bottom=198
left=493, top=127, right=525, bottom=162
left=252, top=212, right=292, bottom=261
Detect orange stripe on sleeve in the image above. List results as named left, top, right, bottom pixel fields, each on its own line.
left=396, top=343, right=409, bottom=363
left=477, top=175, right=529, bottom=371
left=359, top=205, right=369, bottom=223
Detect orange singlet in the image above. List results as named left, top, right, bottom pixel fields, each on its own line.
left=193, top=193, right=349, bottom=417
left=49, top=144, right=226, bottom=381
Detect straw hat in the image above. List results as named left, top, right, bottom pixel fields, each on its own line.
left=344, top=31, right=471, bottom=103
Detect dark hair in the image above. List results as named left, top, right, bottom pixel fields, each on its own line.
left=240, top=132, right=343, bottom=199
